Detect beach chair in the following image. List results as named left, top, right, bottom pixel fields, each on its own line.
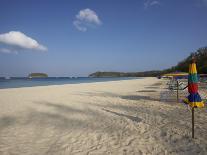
left=168, top=80, right=187, bottom=91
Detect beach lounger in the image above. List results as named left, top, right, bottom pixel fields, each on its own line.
left=168, top=81, right=187, bottom=90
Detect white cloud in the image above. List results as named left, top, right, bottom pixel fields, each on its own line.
left=73, top=8, right=102, bottom=32
left=73, top=20, right=87, bottom=32
left=144, top=0, right=161, bottom=9
left=0, top=48, right=18, bottom=54
left=0, top=31, right=47, bottom=52
left=76, top=8, right=101, bottom=25
left=0, top=48, right=11, bottom=54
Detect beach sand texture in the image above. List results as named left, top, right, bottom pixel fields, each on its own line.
left=0, top=78, right=207, bottom=155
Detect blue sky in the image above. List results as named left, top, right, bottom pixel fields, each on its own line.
left=0, top=0, right=207, bottom=77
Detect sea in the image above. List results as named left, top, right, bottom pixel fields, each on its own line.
left=0, top=77, right=139, bottom=89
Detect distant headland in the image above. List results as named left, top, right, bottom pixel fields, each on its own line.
left=89, top=47, right=207, bottom=77
left=28, top=73, right=48, bottom=78
left=89, top=71, right=161, bottom=77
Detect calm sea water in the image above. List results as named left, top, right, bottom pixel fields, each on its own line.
left=0, top=77, right=140, bottom=89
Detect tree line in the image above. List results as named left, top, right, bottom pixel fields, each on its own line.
left=89, top=47, right=207, bottom=77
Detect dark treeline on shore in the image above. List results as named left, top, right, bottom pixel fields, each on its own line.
left=89, top=47, right=207, bottom=77
left=163, top=47, right=207, bottom=74
left=89, top=71, right=162, bottom=77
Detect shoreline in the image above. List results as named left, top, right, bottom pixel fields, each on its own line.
left=0, top=77, right=140, bottom=90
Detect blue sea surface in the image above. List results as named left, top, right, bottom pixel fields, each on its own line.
left=0, top=77, right=140, bottom=89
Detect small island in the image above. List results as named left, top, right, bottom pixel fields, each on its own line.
left=28, top=73, right=48, bottom=78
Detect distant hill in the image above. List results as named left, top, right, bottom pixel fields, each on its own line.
left=89, top=47, right=207, bottom=77
left=28, top=73, right=48, bottom=78
left=162, top=47, right=207, bottom=74
left=89, top=71, right=161, bottom=77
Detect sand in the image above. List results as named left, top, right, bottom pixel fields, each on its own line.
left=0, top=77, right=207, bottom=155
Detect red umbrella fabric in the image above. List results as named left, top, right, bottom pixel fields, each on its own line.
left=183, top=59, right=204, bottom=108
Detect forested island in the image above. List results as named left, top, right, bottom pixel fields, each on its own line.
left=89, top=47, right=207, bottom=77
left=28, top=73, right=48, bottom=78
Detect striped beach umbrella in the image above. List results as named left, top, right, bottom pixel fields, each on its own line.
left=184, top=59, right=204, bottom=108
left=183, top=58, right=204, bottom=138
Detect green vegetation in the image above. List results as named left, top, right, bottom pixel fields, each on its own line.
left=28, top=73, right=48, bottom=78
left=89, top=71, right=161, bottom=77
left=162, top=47, right=207, bottom=74
left=89, top=47, right=207, bottom=77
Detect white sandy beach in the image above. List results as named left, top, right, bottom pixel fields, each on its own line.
left=0, top=77, right=207, bottom=155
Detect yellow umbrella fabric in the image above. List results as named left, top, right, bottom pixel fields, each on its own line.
left=183, top=60, right=204, bottom=108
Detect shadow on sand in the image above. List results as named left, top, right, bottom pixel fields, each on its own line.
left=0, top=116, right=16, bottom=130
left=136, top=90, right=157, bottom=92
left=79, top=90, right=177, bottom=103
left=102, top=108, right=142, bottom=123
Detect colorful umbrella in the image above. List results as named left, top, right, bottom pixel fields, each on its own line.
left=183, top=58, right=204, bottom=138
left=183, top=59, right=204, bottom=108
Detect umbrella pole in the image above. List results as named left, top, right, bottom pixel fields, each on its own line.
left=192, top=107, right=194, bottom=138
left=177, top=80, right=179, bottom=103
